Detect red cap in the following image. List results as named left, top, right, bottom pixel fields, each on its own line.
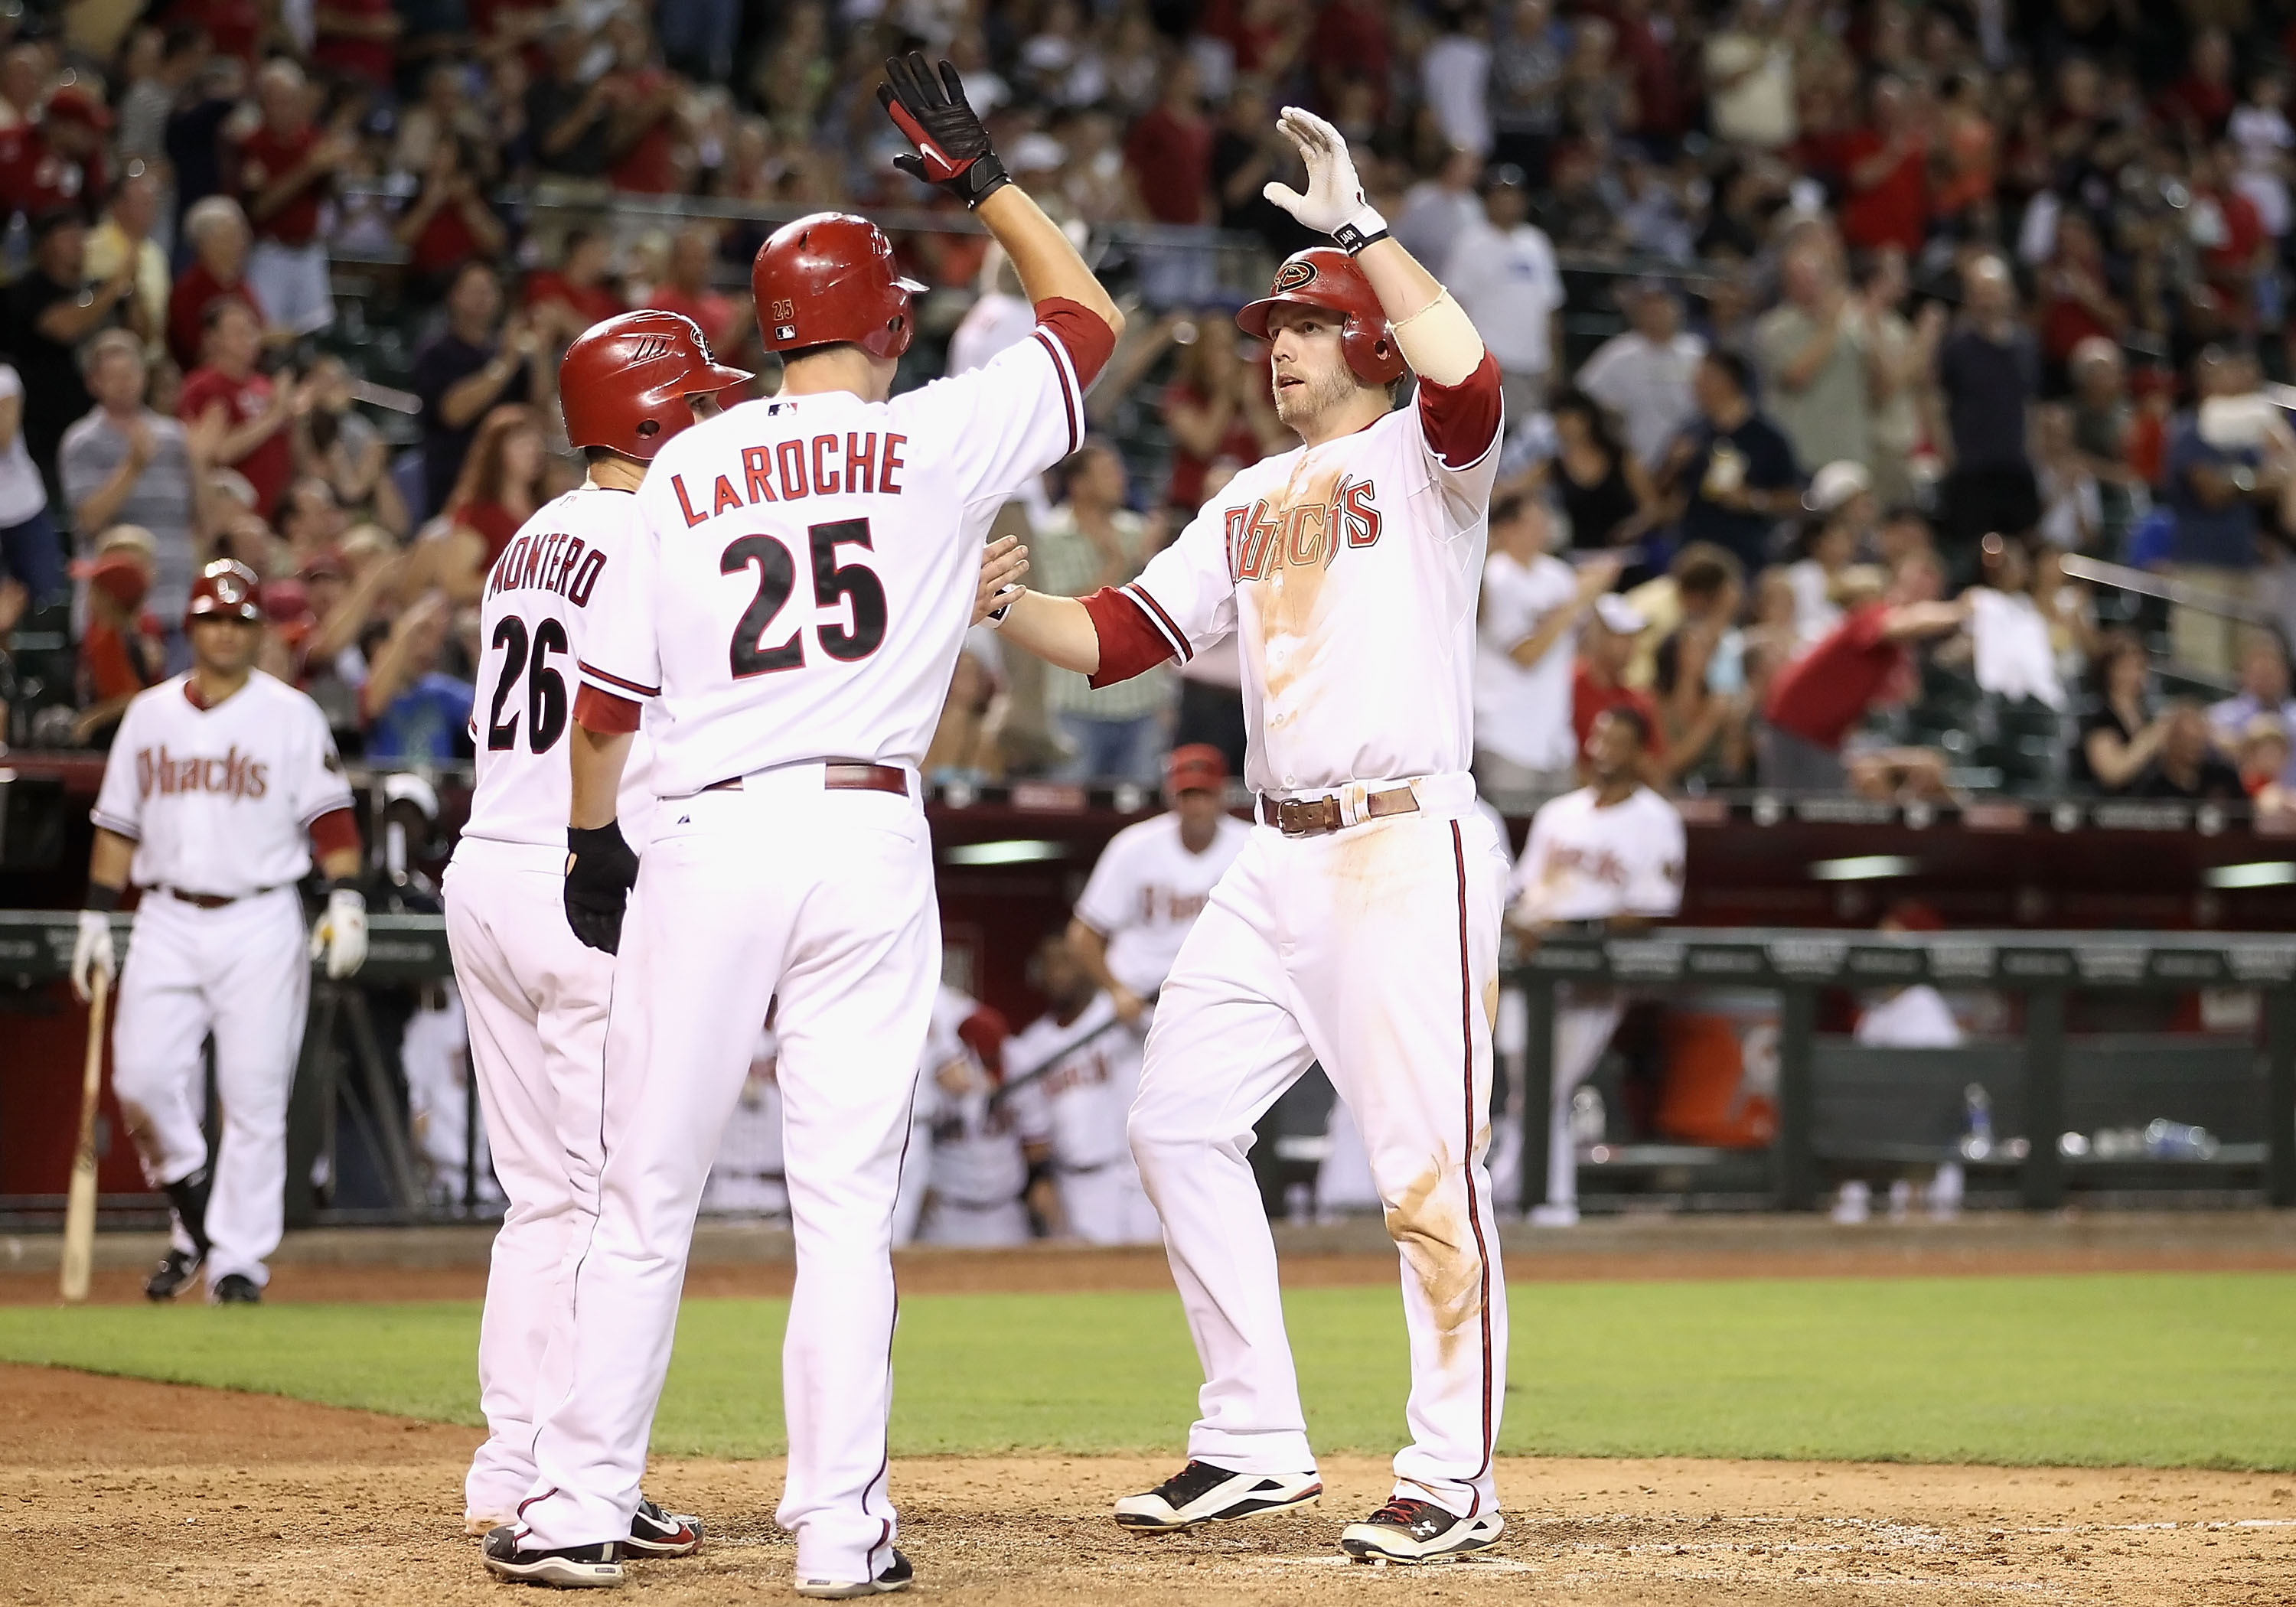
left=1166, top=743, right=1228, bottom=794
left=560, top=309, right=753, bottom=461
left=87, top=553, right=148, bottom=610
left=1235, top=247, right=1404, bottom=386
left=184, top=558, right=262, bottom=626
left=45, top=86, right=113, bottom=129
left=752, top=212, right=927, bottom=360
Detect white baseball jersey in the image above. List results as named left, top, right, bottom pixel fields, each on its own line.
left=577, top=329, right=1088, bottom=794
left=461, top=486, right=658, bottom=848
left=1106, top=365, right=1502, bottom=797
left=1509, top=784, right=1685, bottom=924
left=1071, top=810, right=1251, bottom=996
left=1473, top=548, right=1580, bottom=771
left=91, top=671, right=351, bottom=896
left=1003, top=993, right=1130, bottom=1171
left=920, top=985, right=1049, bottom=1208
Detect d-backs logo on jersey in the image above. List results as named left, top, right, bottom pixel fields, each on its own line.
left=1221, top=466, right=1381, bottom=584
left=135, top=744, right=268, bottom=800
left=1135, top=884, right=1212, bottom=926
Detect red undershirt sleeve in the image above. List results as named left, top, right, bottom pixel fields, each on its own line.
left=1078, top=585, right=1180, bottom=687
left=1032, top=296, right=1117, bottom=390
left=1414, top=349, right=1504, bottom=468
left=573, top=683, right=643, bottom=735
left=308, top=807, right=360, bottom=859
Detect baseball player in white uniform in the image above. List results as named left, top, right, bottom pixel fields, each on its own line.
left=1003, top=934, right=1153, bottom=1243
left=985, top=109, right=1513, bottom=1563
left=69, top=559, right=367, bottom=1304
left=1507, top=707, right=1686, bottom=1226
left=448, top=311, right=745, bottom=1560
left=918, top=985, right=1051, bottom=1246
left=485, top=54, right=1124, bottom=1597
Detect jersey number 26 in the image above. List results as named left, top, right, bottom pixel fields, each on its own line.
left=724, top=517, right=888, bottom=677
left=484, top=615, right=569, bottom=753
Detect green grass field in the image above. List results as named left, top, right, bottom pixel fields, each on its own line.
left=3, top=1273, right=2291, bottom=1470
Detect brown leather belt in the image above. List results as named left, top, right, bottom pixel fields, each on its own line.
left=1258, top=786, right=1419, bottom=838
left=702, top=761, right=908, bottom=797
left=161, top=885, right=278, bottom=908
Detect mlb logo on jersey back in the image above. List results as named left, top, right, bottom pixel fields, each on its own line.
left=1223, top=476, right=1382, bottom=582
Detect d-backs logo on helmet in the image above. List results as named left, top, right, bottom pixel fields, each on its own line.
left=1274, top=259, right=1317, bottom=293
left=185, top=558, right=263, bottom=624
left=1235, top=246, right=1404, bottom=387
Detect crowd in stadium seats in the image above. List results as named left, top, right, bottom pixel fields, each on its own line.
left=8, top=2, right=2296, bottom=806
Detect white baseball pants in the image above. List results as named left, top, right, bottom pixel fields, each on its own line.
left=443, top=842, right=613, bottom=1526
left=109, top=885, right=308, bottom=1291
left=1057, top=1162, right=1160, bottom=1244
left=1130, top=782, right=1508, bottom=1520
left=1547, top=993, right=1625, bottom=1211
left=521, top=768, right=935, bottom=1588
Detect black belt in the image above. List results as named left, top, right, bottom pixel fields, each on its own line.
left=1258, top=786, right=1419, bottom=837
left=703, top=761, right=908, bottom=797
left=161, top=884, right=281, bottom=908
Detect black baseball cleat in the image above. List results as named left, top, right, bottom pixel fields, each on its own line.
left=1113, top=1460, right=1322, bottom=1532
left=794, top=1547, right=912, bottom=1598
left=621, top=1498, right=702, bottom=1558
left=480, top=1524, right=624, bottom=1588
left=144, top=1248, right=204, bottom=1302
left=210, top=1273, right=261, bottom=1305
left=1339, top=1498, right=1505, bottom=1563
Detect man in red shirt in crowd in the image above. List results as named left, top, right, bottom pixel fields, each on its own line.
left=1760, top=553, right=1968, bottom=791
left=1839, top=77, right=1927, bottom=256
left=1124, top=56, right=1213, bottom=224
left=602, top=9, right=685, bottom=194
left=523, top=227, right=625, bottom=347
left=644, top=224, right=746, bottom=354
left=311, top=0, right=401, bottom=90
left=0, top=85, right=113, bottom=220
left=168, top=196, right=264, bottom=371
left=179, top=298, right=295, bottom=517
left=1571, top=592, right=1662, bottom=764
left=235, top=59, right=351, bottom=338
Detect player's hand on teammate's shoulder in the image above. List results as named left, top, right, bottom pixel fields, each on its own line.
left=974, top=535, right=1028, bottom=626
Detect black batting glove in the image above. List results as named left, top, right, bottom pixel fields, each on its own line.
left=878, top=52, right=1009, bottom=209
left=565, top=821, right=640, bottom=954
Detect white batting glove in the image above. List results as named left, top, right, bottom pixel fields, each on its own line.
left=70, top=910, right=116, bottom=1003
left=310, top=885, right=368, bottom=980
left=1262, top=106, right=1388, bottom=248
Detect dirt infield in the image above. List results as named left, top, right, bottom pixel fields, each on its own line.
left=5, top=1364, right=2292, bottom=1606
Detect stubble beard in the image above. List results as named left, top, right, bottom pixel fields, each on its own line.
left=1272, top=363, right=1358, bottom=431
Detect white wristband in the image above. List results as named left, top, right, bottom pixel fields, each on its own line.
left=1332, top=204, right=1389, bottom=254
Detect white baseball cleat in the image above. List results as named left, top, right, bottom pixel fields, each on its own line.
left=1340, top=1498, right=1505, bottom=1563
left=794, top=1548, right=913, bottom=1597
left=1114, top=1460, right=1322, bottom=1532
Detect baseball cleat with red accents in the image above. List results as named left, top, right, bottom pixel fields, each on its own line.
left=621, top=1498, right=703, bottom=1558
left=1113, top=1460, right=1322, bottom=1531
left=479, top=1524, right=624, bottom=1587
left=1340, top=1498, right=1505, bottom=1563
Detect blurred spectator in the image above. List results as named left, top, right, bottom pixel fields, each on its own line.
left=3, top=84, right=114, bottom=222
left=234, top=60, right=344, bottom=340
left=1447, top=165, right=1563, bottom=419
left=1489, top=0, right=1564, bottom=180
left=1860, top=248, right=1924, bottom=509
left=1704, top=0, right=1796, bottom=149
left=2072, top=629, right=2161, bottom=794
left=524, top=227, right=627, bottom=350
left=2231, top=67, right=2294, bottom=247
left=168, top=196, right=265, bottom=373
left=527, top=24, right=615, bottom=184
left=599, top=9, right=687, bottom=195
left=313, top=0, right=402, bottom=91
left=295, top=357, right=408, bottom=536
left=2031, top=403, right=2102, bottom=552
left=1162, top=318, right=1280, bottom=513
left=1576, top=279, right=1704, bottom=471
left=85, top=166, right=169, bottom=360
left=647, top=224, right=748, bottom=355
left=60, top=332, right=204, bottom=658
left=1124, top=54, right=1212, bottom=226
left=1422, top=5, right=1494, bottom=159
left=12, top=210, right=128, bottom=510
left=1760, top=553, right=1971, bottom=792
left=1787, top=461, right=1873, bottom=645
left=2166, top=347, right=2291, bottom=677
left=1571, top=592, right=1662, bottom=765
left=1032, top=442, right=1169, bottom=786
left=413, top=260, right=546, bottom=520
left=1930, top=256, right=2040, bottom=564
left=396, top=135, right=510, bottom=299
left=73, top=534, right=165, bottom=747
left=2066, top=337, right=2142, bottom=551
left=165, top=46, right=242, bottom=227
left=1475, top=496, right=1613, bottom=804
left=1754, top=230, right=1871, bottom=483
left=1661, top=350, right=1801, bottom=577
left=2238, top=713, right=2292, bottom=806
left=1548, top=389, right=1658, bottom=555
left=1393, top=148, right=1482, bottom=272
left=119, top=26, right=204, bottom=163
left=1966, top=536, right=2068, bottom=711
left=2131, top=700, right=2245, bottom=800
left=429, top=403, right=547, bottom=603
left=1839, top=76, right=1928, bottom=256
left=178, top=299, right=296, bottom=520
left=1212, top=80, right=1317, bottom=257
left=360, top=592, right=473, bottom=762
left=2207, top=637, right=2296, bottom=784
left=2034, top=210, right=2127, bottom=395
left=1623, top=540, right=1744, bottom=692
left=0, top=356, right=59, bottom=609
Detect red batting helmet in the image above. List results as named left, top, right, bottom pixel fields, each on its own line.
left=184, top=559, right=262, bottom=627
left=752, top=212, right=928, bottom=361
left=1235, top=247, right=1404, bottom=387
left=560, top=310, right=754, bottom=461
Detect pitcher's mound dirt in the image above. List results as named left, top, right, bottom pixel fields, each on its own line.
left=5, top=1365, right=2291, bottom=1605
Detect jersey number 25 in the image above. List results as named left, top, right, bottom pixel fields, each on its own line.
left=724, top=517, right=888, bottom=677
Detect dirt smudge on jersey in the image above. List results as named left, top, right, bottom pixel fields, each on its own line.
left=1381, top=1155, right=1483, bottom=1370
left=1251, top=457, right=1345, bottom=725
left=1482, top=976, right=1500, bottom=1031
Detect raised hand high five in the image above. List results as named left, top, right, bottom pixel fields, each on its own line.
left=878, top=52, right=1010, bottom=210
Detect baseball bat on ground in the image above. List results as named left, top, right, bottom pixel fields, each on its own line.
left=60, top=970, right=109, bottom=1304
